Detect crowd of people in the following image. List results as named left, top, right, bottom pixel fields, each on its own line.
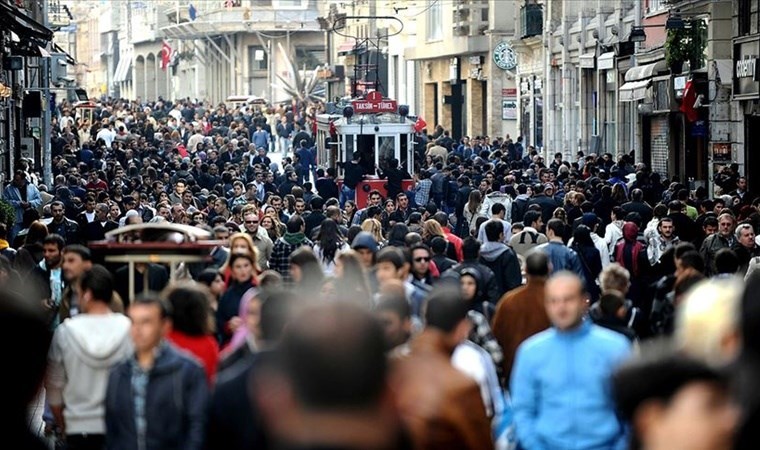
left=3, top=96, right=760, bottom=450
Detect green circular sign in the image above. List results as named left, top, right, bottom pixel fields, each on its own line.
left=493, top=41, right=518, bottom=71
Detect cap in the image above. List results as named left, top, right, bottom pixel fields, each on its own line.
left=351, top=231, right=379, bottom=253
left=543, top=183, right=554, bottom=192
left=581, top=213, right=599, bottom=228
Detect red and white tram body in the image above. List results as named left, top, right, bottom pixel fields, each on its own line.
left=316, top=91, right=415, bottom=208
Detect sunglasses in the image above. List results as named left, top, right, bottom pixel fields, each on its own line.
left=414, top=257, right=431, bottom=263
left=245, top=220, right=259, bottom=224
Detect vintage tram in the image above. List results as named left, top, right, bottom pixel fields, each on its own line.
left=315, top=91, right=417, bottom=207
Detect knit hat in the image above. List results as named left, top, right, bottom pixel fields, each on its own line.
left=351, top=231, right=379, bottom=253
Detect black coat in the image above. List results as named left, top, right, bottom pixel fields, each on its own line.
left=206, top=351, right=271, bottom=450
left=105, top=344, right=208, bottom=450
left=479, top=246, right=522, bottom=300
left=528, top=194, right=560, bottom=224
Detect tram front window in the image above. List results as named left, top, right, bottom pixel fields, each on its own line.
left=356, top=135, right=375, bottom=175
left=378, top=136, right=396, bottom=170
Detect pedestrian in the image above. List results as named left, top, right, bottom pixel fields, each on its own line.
left=105, top=295, right=208, bottom=450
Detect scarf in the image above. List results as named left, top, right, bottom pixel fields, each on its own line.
left=283, top=231, right=305, bottom=245
left=615, top=222, right=643, bottom=276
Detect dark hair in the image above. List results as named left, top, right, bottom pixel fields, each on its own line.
left=430, top=236, right=448, bottom=255
left=526, top=251, right=550, bottom=277
left=62, top=244, right=91, bottom=261
left=546, top=218, right=565, bottom=236
left=599, top=291, right=625, bottom=316
left=196, top=269, right=221, bottom=287
left=613, top=352, right=725, bottom=450
left=462, top=237, right=480, bottom=260
left=316, top=219, right=344, bottom=264
left=433, top=211, right=449, bottom=228
left=678, top=250, right=704, bottom=273
left=42, top=233, right=66, bottom=251
left=491, top=203, right=506, bottom=216
left=714, top=248, right=739, bottom=275
left=259, top=289, right=296, bottom=342
left=375, top=292, right=411, bottom=320
left=425, top=288, right=469, bottom=333
left=280, top=303, right=387, bottom=409
left=572, top=224, right=594, bottom=247
left=80, top=265, right=114, bottom=303
left=484, top=220, right=503, bottom=242
left=387, top=223, right=409, bottom=247
left=163, top=283, right=212, bottom=336
left=375, top=247, right=405, bottom=269
left=523, top=210, right=541, bottom=227
left=132, top=293, right=172, bottom=319
left=286, top=214, right=305, bottom=233
left=674, top=243, right=697, bottom=260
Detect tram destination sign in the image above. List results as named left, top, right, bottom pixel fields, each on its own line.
left=352, top=90, right=398, bottom=114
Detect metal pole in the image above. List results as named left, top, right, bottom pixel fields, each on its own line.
left=42, top=0, right=52, bottom=186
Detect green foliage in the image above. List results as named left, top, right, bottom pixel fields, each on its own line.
left=0, top=199, right=15, bottom=230
left=665, top=19, right=708, bottom=70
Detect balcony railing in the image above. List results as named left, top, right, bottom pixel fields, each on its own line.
left=520, top=3, right=543, bottom=39
left=452, top=0, right=489, bottom=37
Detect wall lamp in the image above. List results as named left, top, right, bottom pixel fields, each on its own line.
left=627, top=13, right=692, bottom=43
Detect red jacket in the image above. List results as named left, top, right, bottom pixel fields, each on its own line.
left=167, top=329, right=220, bottom=385
left=442, top=227, right=464, bottom=262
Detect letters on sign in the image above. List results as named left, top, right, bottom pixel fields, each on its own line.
left=352, top=91, right=398, bottom=114
left=736, top=56, right=758, bottom=79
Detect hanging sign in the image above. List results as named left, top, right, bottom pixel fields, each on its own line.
left=351, top=90, right=398, bottom=114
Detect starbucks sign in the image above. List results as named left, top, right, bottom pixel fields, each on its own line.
left=493, top=41, right=518, bottom=71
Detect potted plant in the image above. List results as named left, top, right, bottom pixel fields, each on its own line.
left=665, top=27, right=689, bottom=74
left=665, top=20, right=708, bottom=74
left=0, top=199, right=14, bottom=231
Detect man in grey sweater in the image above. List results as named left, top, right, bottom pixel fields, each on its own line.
left=46, top=265, right=132, bottom=450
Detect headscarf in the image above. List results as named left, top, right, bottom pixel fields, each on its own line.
left=616, top=222, right=644, bottom=277
left=225, top=287, right=259, bottom=353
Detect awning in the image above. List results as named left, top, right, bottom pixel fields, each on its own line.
left=113, top=54, right=133, bottom=83
left=598, top=52, right=615, bottom=70
left=337, top=40, right=364, bottom=56
left=579, top=52, right=595, bottom=69
left=619, top=79, right=650, bottom=102
left=0, top=1, right=53, bottom=44
left=624, top=60, right=668, bottom=82
left=53, top=43, right=76, bottom=65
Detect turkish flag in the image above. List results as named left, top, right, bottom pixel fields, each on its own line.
left=414, top=117, right=427, bottom=133
left=680, top=80, right=698, bottom=122
left=160, top=41, right=172, bottom=71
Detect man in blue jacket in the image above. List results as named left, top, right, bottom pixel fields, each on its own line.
left=2, top=169, right=42, bottom=243
left=537, top=218, right=587, bottom=286
left=105, top=295, right=208, bottom=450
left=511, top=272, right=631, bottom=450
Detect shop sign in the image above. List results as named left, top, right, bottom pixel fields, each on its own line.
left=691, top=120, right=707, bottom=138
left=734, top=37, right=760, bottom=99
left=502, top=98, right=517, bottom=120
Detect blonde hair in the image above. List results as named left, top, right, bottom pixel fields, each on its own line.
left=600, top=263, right=631, bottom=294
left=422, top=219, right=446, bottom=240
left=675, top=278, right=742, bottom=367
left=221, top=232, right=261, bottom=272
left=361, top=218, right=384, bottom=243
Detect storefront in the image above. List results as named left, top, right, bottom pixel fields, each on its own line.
left=733, top=35, right=760, bottom=191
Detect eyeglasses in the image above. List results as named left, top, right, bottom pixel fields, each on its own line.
left=414, top=257, right=431, bottom=263
left=245, top=220, right=259, bottom=224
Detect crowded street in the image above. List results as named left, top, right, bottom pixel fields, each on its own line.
left=2, top=1, right=760, bottom=450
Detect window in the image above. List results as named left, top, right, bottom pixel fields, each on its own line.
left=738, top=0, right=751, bottom=35
left=295, top=47, right=325, bottom=69
left=647, top=0, right=666, bottom=13
left=271, top=0, right=308, bottom=9
left=248, top=46, right=268, bottom=71
left=426, top=0, right=442, bottom=41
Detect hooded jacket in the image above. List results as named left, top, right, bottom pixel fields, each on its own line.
left=479, top=241, right=522, bottom=298
left=46, top=313, right=132, bottom=434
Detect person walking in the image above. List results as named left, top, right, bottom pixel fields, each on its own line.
left=105, top=295, right=208, bottom=450
left=511, top=272, right=631, bottom=450
left=46, top=265, right=132, bottom=450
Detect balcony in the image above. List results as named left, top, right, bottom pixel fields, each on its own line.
left=451, top=0, right=489, bottom=38
left=520, top=3, right=543, bottom=39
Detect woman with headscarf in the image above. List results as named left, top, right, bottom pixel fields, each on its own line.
left=216, top=253, right=258, bottom=348
left=218, top=287, right=261, bottom=372
left=615, top=221, right=651, bottom=307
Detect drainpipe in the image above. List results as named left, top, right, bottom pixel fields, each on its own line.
left=631, top=0, right=642, bottom=159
